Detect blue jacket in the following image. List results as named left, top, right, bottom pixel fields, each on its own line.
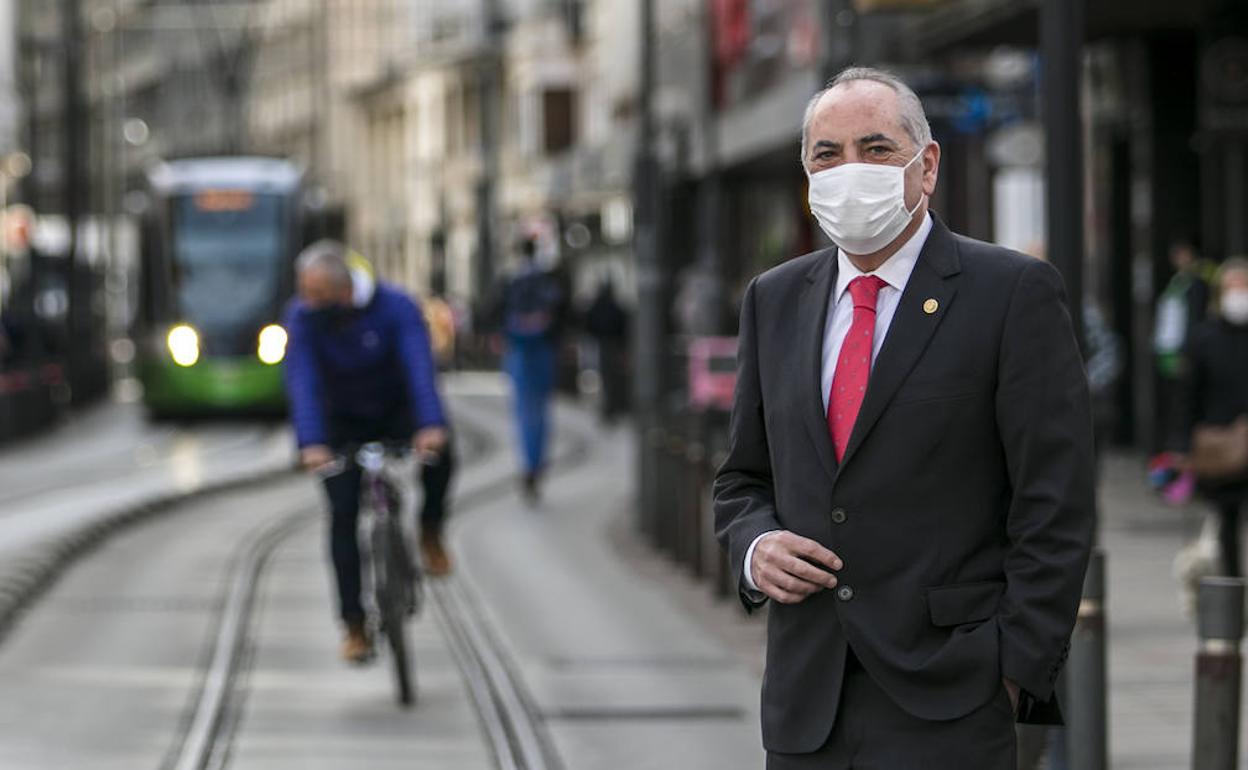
left=283, top=283, right=447, bottom=448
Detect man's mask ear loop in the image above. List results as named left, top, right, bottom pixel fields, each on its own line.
left=905, top=148, right=927, bottom=217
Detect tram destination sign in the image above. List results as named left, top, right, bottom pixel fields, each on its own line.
left=194, top=189, right=255, bottom=212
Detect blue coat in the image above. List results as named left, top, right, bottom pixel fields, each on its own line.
left=283, top=283, right=447, bottom=448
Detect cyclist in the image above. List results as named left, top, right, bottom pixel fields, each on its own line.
left=284, top=240, right=453, bottom=663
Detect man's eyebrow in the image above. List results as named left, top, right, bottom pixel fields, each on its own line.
left=857, top=133, right=900, bottom=146
left=811, top=139, right=841, bottom=154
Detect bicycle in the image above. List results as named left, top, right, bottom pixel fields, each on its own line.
left=324, top=441, right=423, bottom=707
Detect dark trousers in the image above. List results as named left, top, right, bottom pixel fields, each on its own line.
left=595, top=336, right=628, bottom=421
left=322, top=441, right=455, bottom=625
left=1155, top=374, right=1188, bottom=452
left=766, top=653, right=1016, bottom=770
left=1219, top=502, right=1243, bottom=578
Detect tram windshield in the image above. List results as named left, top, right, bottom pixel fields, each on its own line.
left=171, top=191, right=284, bottom=340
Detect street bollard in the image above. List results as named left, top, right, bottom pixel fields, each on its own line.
left=684, top=435, right=707, bottom=576
left=709, top=441, right=732, bottom=599
left=1066, top=548, right=1107, bottom=770
left=675, top=409, right=700, bottom=571
left=664, top=430, right=685, bottom=559
left=642, top=423, right=665, bottom=545
left=699, top=410, right=733, bottom=599
left=1192, top=576, right=1245, bottom=770
left=653, top=426, right=672, bottom=554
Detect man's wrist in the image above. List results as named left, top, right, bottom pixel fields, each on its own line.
left=743, top=530, right=780, bottom=593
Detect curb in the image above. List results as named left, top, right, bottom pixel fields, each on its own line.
left=0, top=388, right=505, bottom=646
left=0, top=464, right=295, bottom=644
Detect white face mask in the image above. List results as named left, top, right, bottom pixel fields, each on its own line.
left=1223, top=290, right=1248, bottom=325
left=807, top=149, right=925, bottom=256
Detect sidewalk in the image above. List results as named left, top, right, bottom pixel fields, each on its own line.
left=1097, top=451, right=1234, bottom=768
left=611, top=443, right=1239, bottom=767
left=0, top=401, right=292, bottom=637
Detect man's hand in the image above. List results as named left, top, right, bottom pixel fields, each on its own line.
left=1003, top=678, right=1020, bottom=715
left=300, top=444, right=334, bottom=473
left=751, top=530, right=842, bottom=604
left=414, top=426, right=449, bottom=460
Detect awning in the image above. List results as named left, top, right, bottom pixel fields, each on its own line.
left=907, top=0, right=1208, bottom=55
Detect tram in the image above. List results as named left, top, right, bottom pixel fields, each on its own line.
left=135, top=157, right=324, bottom=417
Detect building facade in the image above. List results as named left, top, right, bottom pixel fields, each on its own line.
left=345, top=0, right=637, bottom=309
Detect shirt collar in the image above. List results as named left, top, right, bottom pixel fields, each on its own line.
left=834, top=212, right=933, bottom=302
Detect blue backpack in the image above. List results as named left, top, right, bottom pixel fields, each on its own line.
left=504, top=270, right=562, bottom=342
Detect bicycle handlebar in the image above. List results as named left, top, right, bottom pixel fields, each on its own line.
left=313, top=439, right=453, bottom=478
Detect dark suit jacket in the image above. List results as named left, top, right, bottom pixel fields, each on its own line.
left=713, top=217, right=1094, bottom=754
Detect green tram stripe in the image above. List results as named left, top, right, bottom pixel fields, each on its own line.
left=140, top=356, right=286, bottom=412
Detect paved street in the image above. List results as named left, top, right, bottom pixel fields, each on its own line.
left=0, top=373, right=1245, bottom=768
left=0, top=399, right=290, bottom=559
left=0, top=375, right=764, bottom=769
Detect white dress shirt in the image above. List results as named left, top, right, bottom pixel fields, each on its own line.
left=742, top=213, right=933, bottom=596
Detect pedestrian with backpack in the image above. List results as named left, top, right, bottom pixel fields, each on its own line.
left=493, top=237, right=564, bottom=503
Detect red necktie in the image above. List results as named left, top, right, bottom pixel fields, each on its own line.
left=828, top=275, right=887, bottom=462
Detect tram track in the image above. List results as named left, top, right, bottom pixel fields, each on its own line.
left=163, top=396, right=590, bottom=770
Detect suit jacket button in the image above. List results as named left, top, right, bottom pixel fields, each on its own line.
left=837, top=585, right=854, bottom=602
left=831, top=508, right=848, bottom=524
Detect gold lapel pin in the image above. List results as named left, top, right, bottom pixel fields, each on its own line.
left=923, top=298, right=939, bottom=315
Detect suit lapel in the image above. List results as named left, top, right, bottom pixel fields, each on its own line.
left=798, top=249, right=839, bottom=483
left=837, top=219, right=961, bottom=475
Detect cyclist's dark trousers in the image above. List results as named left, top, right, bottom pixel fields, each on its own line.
left=321, top=412, right=456, bottom=626
left=420, top=447, right=455, bottom=533
left=324, top=464, right=368, bottom=626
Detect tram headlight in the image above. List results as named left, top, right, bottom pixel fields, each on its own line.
left=166, top=325, right=200, bottom=367
left=257, top=324, right=287, bottom=365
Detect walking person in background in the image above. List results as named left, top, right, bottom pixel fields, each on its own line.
left=583, top=275, right=630, bottom=423
left=493, top=237, right=563, bottom=504
left=1155, top=237, right=1212, bottom=448
left=284, top=241, right=455, bottom=663
left=1177, top=258, right=1248, bottom=578
left=423, top=294, right=457, bottom=369
left=1025, top=244, right=1124, bottom=457
left=714, top=67, right=1094, bottom=768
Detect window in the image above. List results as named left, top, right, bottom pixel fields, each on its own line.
left=542, top=87, right=576, bottom=155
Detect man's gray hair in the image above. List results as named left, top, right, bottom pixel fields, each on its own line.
left=296, top=239, right=351, bottom=288
left=800, top=66, right=933, bottom=167
left=1213, top=256, right=1248, bottom=315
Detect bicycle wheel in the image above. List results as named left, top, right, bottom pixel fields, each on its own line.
left=374, top=517, right=415, bottom=707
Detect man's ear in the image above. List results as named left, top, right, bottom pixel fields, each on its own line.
left=922, top=142, right=941, bottom=196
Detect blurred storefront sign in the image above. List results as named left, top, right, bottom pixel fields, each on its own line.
left=918, top=85, right=1029, bottom=135
left=687, top=335, right=737, bottom=412
left=1201, top=36, right=1248, bottom=132
left=3, top=204, right=33, bottom=254
left=711, top=0, right=821, bottom=110
left=987, top=123, right=1044, bottom=168
left=32, top=215, right=70, bottom=258
left=853, top=0, right=947, bottom=10
left=601, top=196, right=633, bottom=245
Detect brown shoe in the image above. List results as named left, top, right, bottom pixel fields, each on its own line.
left=421, top=530, right=452, bottom=577
left=340, top=622, right=373, bottom=664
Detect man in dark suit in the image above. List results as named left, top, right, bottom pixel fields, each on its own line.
left=713, top=67, right=1094, bottom=768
